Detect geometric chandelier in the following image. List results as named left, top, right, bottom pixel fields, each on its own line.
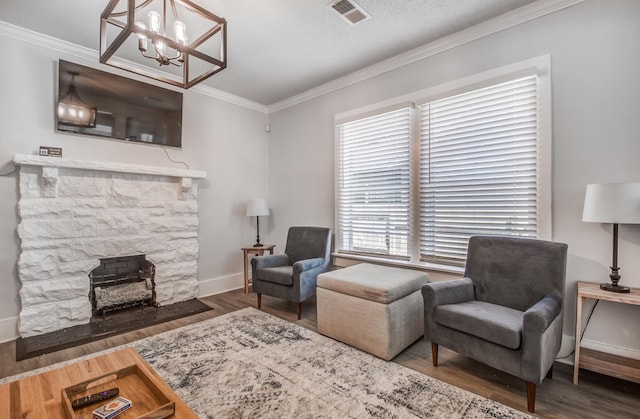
left=100, top=0, right=227, bottom=89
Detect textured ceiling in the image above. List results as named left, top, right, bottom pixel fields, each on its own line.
left=0, top=0, right=541, bottom=105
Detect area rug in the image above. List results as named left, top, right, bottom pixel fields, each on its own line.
left=3, top=308, right=533, bottom=418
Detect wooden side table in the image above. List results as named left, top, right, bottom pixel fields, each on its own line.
left=242, top=245, right=275, bottom=294
left=573, top=281, right=640, bottom=385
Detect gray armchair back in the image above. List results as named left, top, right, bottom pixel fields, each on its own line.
left=465, top=236, right=567, bottom=311
left=285, top=226, right=333, bottom=267
left=422, top=235, right=567, bottom=413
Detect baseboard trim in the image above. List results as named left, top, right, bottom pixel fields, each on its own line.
left=198, top=272, right=244, bottom=298
left=0, top=315, right=18, bottom=344
left=557, top=333, right=640, bottom=365
left=581, top=338, right=640, bottom=361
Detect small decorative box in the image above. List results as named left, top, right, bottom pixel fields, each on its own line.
left=92, top=397, right=132, bottom=419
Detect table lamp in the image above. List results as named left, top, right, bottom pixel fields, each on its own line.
left=246, top=198, right=269, bottom=247
left=582, top=182, right=640, bottom=293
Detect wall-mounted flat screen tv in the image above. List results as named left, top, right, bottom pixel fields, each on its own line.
left=56, top=60, right=183, bottom=148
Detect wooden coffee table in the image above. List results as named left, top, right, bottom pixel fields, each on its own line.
left=0, top=347, right=197, bottom=418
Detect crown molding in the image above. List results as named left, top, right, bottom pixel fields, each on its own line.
left=191, top=84, right=268, bottom=114
left=0, top=20, right=268, bottom=114
left=267, top=0, right=585, bottom=113
left=0, top=20, right=98, bottom=60
left=1, top=0, right=584, bottom=115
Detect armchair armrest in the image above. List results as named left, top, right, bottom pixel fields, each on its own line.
left=523, top=294, right=562, bottom=334
left=252, top=254, right=290, bottom=270
left=521, top=293, right=564, bottom=383
left=422, top=278, right=475, bottom=308
left=293, top=257, right=325, bottom=275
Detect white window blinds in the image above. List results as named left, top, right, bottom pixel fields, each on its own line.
left=337, top=107, right=412, bottom=258
left=419, top=76, right=539, bottom=264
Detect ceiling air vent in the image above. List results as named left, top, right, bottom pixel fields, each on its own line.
left=329, top=0, right=371, bottom=25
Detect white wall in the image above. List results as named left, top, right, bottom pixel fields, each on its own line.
left=267, top=0, right=640, bottom=359
left=0, top=32, right=269, bottom=340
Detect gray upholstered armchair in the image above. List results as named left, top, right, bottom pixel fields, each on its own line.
left=422, top=236, right=567, bottom=413
left=252, top=226, right=332, bottom=319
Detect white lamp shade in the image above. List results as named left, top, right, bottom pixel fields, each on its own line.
left=582, top=183, right=640, bottom=224
left=246, top=198, right=269, bottom=217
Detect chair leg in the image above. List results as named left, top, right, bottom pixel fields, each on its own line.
left=431, top=343, right=438, bottom=367
left=257, top=293, right=261, bottom=309
left=546, top=365, right=553, bottom=379
left=526, top=381, right=536, bottom=413
left=297, top=302, right=302, bottom=320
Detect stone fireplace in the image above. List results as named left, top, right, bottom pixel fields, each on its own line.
left=14, top=154, right=206, bottom=338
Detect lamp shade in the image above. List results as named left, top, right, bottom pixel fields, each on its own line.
left=246, top=199, right=269, bottom=217
left=582, top=182, right=640, bottom=224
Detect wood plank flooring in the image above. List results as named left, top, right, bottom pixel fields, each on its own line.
left=1, top=288, right=639, bottom=418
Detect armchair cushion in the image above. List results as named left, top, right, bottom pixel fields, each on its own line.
left=257, top=266, right=294, bottom=286
left=435, top=301, right=524, bottom=349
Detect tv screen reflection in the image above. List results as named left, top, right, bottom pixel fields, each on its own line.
left=56, top=60, right=183, bottom=148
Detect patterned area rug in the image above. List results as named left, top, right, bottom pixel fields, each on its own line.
left=3, top=308, right=534, bottom=418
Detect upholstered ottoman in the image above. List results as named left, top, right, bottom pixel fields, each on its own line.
left=316, top=263, right=429, bottom=360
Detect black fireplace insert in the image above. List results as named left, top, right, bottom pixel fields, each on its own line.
left=89, top=255, right=157, bottom=316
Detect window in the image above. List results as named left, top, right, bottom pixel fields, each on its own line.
left=337, top=107, right=412, bottom=259
left=336, top=63, right=550, bottom=267
left=419, top=76, right=539, bottom=264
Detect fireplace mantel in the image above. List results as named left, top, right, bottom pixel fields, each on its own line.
left=13, top=154, right=207, bottom=180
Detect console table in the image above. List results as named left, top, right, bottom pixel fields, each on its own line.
left=0, top=347, right=196, bottom=418
left=242, top=245, right=275, bottom=293
left=573, top=281, right=640, bottom=385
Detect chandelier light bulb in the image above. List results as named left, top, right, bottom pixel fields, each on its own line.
left=174, top=21, right=187, bottom=45
left=148, top=11, right=161, bottom=33
left=135, top=22, right=148, bottom=52
left=156, top=40, right=166, bottom=56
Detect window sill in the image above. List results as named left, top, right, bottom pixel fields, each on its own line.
left=331, top=252, right=465, bottom=276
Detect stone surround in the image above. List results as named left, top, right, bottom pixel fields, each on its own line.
left=13, top=154, right=206, bottom=337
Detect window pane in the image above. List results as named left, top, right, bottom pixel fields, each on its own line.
left=420, top=76, right=538, bottom=263
left=337, top=107, right=411, bottom=258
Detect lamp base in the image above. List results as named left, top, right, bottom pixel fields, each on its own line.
left=600, top=282, right=631, bottom=293
left=253, top=243, right=264, bottom=247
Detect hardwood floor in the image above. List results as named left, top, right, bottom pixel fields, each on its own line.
left=1, top=288, right=639, bottom=418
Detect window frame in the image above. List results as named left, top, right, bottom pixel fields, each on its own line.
left=334, top=56, right=552, bottom=270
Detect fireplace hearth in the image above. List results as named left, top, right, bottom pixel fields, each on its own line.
left=89, top=255, right=157, bottom=317
left=15, top=299, right=213, bottom=360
